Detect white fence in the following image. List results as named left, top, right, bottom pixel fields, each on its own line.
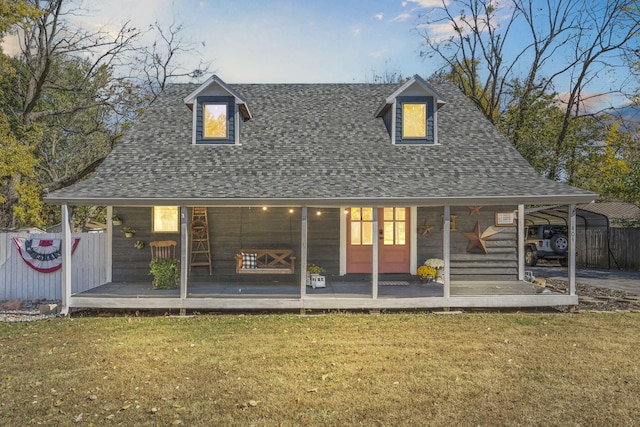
left=0, top=232, right=107, bottom=301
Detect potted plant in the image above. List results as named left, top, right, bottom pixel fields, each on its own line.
left=111, top=215, right=122, bottom=225
left=122, top=226, right=136, bottom=238
left=306, top=263, right=326, bottom=288
left=149, top=258, right=179, bottom=289
left=307, top=264, right=325, bottom=275
left=424, top=258, right=445, bottom=283
left=417, top=265, right=436, bottom=284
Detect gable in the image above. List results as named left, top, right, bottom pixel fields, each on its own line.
left=376, top=75, right=446, bottom=145
left=184, top=75, right=251, bottom=145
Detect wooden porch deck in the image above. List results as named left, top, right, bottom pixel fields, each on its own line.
left=68, top=276, right=575, bottom=311
left=72, top=274, right=556, bottom=299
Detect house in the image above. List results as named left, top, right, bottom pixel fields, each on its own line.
left=44, top=75, right=596, bottom=314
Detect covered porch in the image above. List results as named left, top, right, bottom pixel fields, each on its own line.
left=57, top=203, right=581, bottom=313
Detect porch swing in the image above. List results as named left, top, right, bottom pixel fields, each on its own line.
left=235, top=207, right=296, bottom=274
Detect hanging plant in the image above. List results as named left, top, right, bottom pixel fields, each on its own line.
left=122, top=226, right=136, bottom=238
left=149, top=258, right=179, bottom=289
left=134, top=240, right=145, bottom=250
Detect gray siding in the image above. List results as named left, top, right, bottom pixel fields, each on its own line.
left=112, top=207, right=341, bottom=281
left=112, top=207, right=181, bottom=282
left=113, top=206, right=518, bottom=282
left=417, top=205, right=518, bottom=282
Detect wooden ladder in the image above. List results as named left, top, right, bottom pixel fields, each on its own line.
left=190, top=207, right=212, bottom=275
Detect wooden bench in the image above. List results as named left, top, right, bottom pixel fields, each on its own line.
left=235, top=249, right=296, bottom=274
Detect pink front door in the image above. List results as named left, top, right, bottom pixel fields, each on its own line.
left=346, top=207, right=410, bottom=274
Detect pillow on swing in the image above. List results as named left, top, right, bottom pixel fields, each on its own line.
left=241, top=252, right=257, bottom=269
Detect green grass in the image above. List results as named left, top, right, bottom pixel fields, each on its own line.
left=1, top=312, right=639, bottom=426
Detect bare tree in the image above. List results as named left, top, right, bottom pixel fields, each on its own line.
left=418, top=0, right=640, bottom=181
left=134, top=19, right=210, bottom=104
left=16, top=0, right=140, bottom=127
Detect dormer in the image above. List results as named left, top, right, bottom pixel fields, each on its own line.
left=375, top=75, right=446, bottom=145
left=184, top=75, right=252, bottom=145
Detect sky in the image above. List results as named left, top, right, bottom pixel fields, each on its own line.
left=2, top=0, right=633, bottom=108
left=83, top=0, right=439, bottom=83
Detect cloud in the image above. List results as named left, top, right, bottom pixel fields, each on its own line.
left=404, top=0, right=447, bottom=6
left=352, top=28, right=362, bottom=37
left=1, top=34, right=21, bottom=56
left=555, top=91, right=622, bottom=114
left=373, top=12, right=384, bottom=21
left=419, top=21, right=459, bottom=43
left=370, top=49, right=389, bottom=59
left=391, top=12, right=412, bottom=22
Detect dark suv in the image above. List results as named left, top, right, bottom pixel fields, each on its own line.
left=524, top=225, right=569, bottom=267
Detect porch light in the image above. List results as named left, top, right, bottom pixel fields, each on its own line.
left=289, top=209, right=294, bottom=214
left=262, top=207, right=267, bottom=211
left=316, top=211, right=322, bottom=216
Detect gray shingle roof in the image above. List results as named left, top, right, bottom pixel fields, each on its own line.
left=45, top=79, right=596, bottom=206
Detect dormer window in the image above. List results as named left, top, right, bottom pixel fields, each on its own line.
left=402, top=103, right=427, bottom=139
left=375, top=75, right=446, bottom=146
left=203, top=103, right=228, bottom=139
left=184, top=75, right=252, bottom=145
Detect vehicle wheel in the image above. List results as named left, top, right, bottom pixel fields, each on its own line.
left=525, top=247, right=537, bottom=266
left=559, top=258, right=568, bottom=267
left=550, top=233, right=569, bottom=253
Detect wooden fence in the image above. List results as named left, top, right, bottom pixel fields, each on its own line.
left=0, top=232, right=106, bottom=301
left=577, top=228, right=640, bottom=271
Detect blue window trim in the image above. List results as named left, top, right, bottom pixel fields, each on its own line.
left=395, top=96, right=435, bottom=145
left=196, top=96, right=235, bottom=145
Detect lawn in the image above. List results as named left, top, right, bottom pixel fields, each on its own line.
left=1, top=311, right=639, bottom=426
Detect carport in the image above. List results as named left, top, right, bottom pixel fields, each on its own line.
left=525, top=205, right=609, bottom=269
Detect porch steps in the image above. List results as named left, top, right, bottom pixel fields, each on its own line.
left=190, top=207, right=213, bottom=275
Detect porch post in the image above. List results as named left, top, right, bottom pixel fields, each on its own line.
left=517, top=204, right=525, bottom=281
left=180, top=206, right=188, bottom=300
left=372, top=208, right=379, bottom=299
left=106, top=206, right=113, bottom=283
left=60, top=203, right=72, bottom=315
left=300, top=207, right=308, bottom=296
left=339, top=206, right=347, bottom=276
left=568, top=204, right=577, bottom=296
left=443, top=205, right=451, bottom=298
left=409, top=206, right=417, bottom=276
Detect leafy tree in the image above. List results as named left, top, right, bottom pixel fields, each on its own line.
left=0, top=0, right=41, bottom=227
left=0, top=0, right=209, bottom=229
left=572, top=121, right=640, bottom=203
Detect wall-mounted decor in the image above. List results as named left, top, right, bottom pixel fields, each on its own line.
left=495, top=211, right=516, bottom=226
left=440, top=214, right=458, bottom=231
left=12, top=237, right=81, bottom=273
left=419, top=220, right=433, bottom=236
left=468, top=206, right=482, bottom=215
left=463, top=221, right=502, bottom=253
